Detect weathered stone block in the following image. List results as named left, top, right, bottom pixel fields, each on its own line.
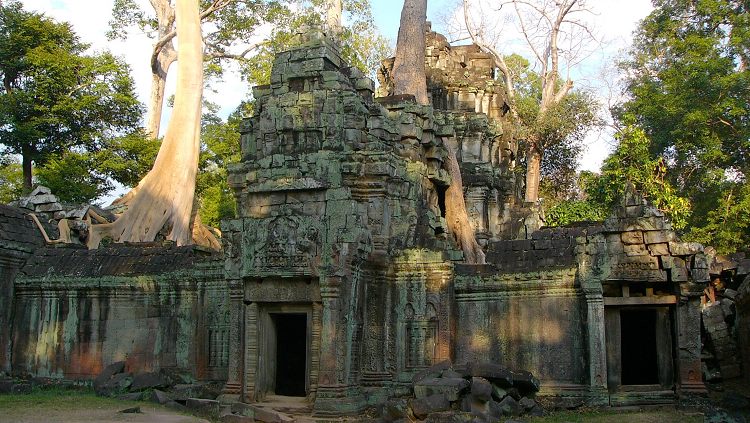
left=382, top=398, right=410, bottom=421
left=470, top=377, right=492, bottom=402
left=130, top=372, right=169, bottom=391
left=95, top=372, right=132, bottom=397
left=414, top=377, right=470, bottom=401
left=648, top=243, right=670, bottom=256
left=644, top=230, right=674, bottom=244
left=93, top=361, right=125, bottom=390
left=409, top=393, right=451, bottom=419
left=621, top=231, right=644, bottom=245
left=510, top=370, right=540, bottom=395
left=669, top=242, right=703, bottom=256
left=624, top=244, right=649, bottom=256
left=497, top=395, right=522, bottom=416
left=469, top=363, right=513, bottom=388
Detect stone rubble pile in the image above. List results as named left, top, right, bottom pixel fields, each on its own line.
left=93, top=361, right=222, bottom=407
left=94, top=361, right=295, bottom=423
left=702, top=291, right=742, bottom=381
left=10, top=185, right=115, bottom=244
left=380, top=361, right=544, bottom=423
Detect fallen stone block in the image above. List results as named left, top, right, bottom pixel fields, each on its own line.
left=491, top=384, right=508, bottom=401
left=518, top=397, right=536, bottom=411
left=469, top=363, right=513, bottom=388
left=119, top=406, right=141, bottom=414
left=414, top=377, right=470, bottom=401
left=497, top=395, right=522, bottom=417
left=470, top=377, right=492, bottom=402
left=186, top=398, right=220, bottom=418
left=510, top=370, right=540, bottom=395
left=95, top=373, right=132, bottom=397
left=170, top=383, right=210, bottom=401
left=130, top=371, right=169, bottom=392
left=410, top=393, right=450, bottom=419
left=413, top=360, right=452, bottom=383
left=381, top=398, right=410, bottom=421
left=150, top=389, right=172, bottom=405
left=461, top=396, right=488, bottom=418
left=93, top=361, right=125, bottom=390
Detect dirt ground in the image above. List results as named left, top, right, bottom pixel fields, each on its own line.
left=0, top=390, right=209, bottom=423
left=0, top=404, right=209, bottom=423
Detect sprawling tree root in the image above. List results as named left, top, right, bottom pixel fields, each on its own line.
left=88, top=0, right=203, bottom=250
left=443, top=143, right=486, bottom=264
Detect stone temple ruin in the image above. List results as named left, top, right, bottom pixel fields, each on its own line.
left=1, top=27, right=749, bottom=419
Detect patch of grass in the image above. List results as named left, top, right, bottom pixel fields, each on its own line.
left=523, top=408, right=703, bottom=423
left=0, top=387, right=139, bottom=411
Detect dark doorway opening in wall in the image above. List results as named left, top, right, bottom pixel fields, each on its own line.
left=272, top=313, right=307, bottom=396
left=620, top=309, right=659, bottom=385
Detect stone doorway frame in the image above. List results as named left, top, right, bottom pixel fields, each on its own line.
left=604, top=298, right=677, bottom=405
left=257, top=304, right=312, bottom=400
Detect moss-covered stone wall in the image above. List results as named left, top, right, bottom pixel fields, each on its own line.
left=10, top=244, right=226, bottom=381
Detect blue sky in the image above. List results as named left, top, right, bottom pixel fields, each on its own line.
left=26, top=0, right=653, bottom=174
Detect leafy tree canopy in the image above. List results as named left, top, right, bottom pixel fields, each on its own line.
left=615, top=0, right=750, bottom=252
left=0, top=1, right=145, bottom=198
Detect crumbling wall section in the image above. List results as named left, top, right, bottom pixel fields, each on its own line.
left=0, top=205, right=44, bottom=373
left=11, top=244, right=226, bottom=381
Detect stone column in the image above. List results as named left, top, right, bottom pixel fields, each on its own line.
left=676, top=291, right=708, bottom=399
left=243, top=301, right=259, bottom=402
left=312, top=276, right=365, bottom=416
left=0, top=257, right=21, bottom=373
left=583, top=285, right=609, bottom=405
left=220, top=280, right=243, bottom=401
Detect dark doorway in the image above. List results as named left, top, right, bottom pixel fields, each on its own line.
left=272, top=313, right=307, bottom=396
left=620, top=309, right=658, bottom=385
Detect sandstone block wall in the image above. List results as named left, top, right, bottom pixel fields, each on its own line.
left=11, top=244, right=226, bottom=381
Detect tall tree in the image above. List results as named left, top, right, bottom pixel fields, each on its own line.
left=391, top=0, right=484, bottom=263
left=89, top=0, right=203, bottom=247
left=0, top=1, right=142, bottom=190
left=619, top=0, right=750, bottom=252
left=391, top=0, right=428, bottom=104
left=108, top=0, right=280, bottom=138
left=461, top=0, right=598, bottom=203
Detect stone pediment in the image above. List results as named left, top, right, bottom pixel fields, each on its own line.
left=243, top=215, right=323, bottom=278
left=246, top=177, right=327, bottom=193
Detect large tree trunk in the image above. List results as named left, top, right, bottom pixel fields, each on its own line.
left=21, top=146, right=32, bottom=191
left=444, top=141, right=485, bottom=264
left=391, top=0, right=428, bottom=105
left=88, top=0, right=203, bottom=249
left=325, top=0, right=342, bottom=34
left=524, top=138, right=542, bottom=203
left=145, top=49, right=175, bottom=139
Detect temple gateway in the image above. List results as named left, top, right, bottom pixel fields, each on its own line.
left=2, top=28, right=748, bottom=418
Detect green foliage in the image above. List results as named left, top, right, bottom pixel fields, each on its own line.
left=586, top=126, right=691, bottom=229
left=0, top=1, right=143, bottom=193
left=0, top=155, right=23, bottom=203
left=241, top=0, right=391, bottom=85
left=545, top=200, right=607, bottom=227
left=685, top=182, right=750, bottom=254
left=505, top=54, right=602, bottom=202
left=617, top=0, right=750, bottom=251
left=36, top=152, right=106, bottom=203
left=197, top=106, right=243, bottom=227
